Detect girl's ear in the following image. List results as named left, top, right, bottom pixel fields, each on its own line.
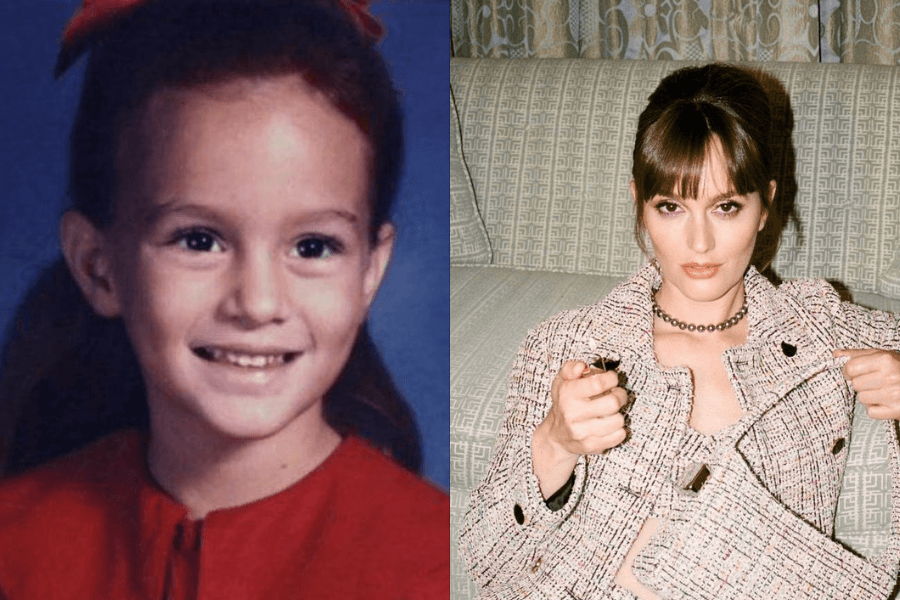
left=59, top=210, right=122, bottom=318
left=362, top=223, right=395, bottom=309
left=630, top=180, right=637, bottom=204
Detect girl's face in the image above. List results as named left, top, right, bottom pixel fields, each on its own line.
left=638, top=137, right=770, bottom=307
left=98, top=76, right=392, bottom=442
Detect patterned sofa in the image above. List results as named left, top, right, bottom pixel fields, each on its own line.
left=450, top=58, right=900, bottom=598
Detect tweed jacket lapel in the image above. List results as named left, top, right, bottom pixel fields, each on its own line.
left=724, top=269, right=851, bottom=439
left=584, top=262, right=852, bottom=464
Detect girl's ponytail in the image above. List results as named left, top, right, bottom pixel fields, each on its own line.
left=0, top=260, right=147, bottom=476
left=326, top=325, right=422, bottom=473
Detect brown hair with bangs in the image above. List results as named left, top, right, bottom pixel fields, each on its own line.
left=632, top=63, right=780, bottom=270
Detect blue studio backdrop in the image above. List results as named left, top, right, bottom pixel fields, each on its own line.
left=0, top=0, right=449, bottom=488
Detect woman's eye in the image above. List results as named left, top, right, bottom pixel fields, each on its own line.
left=655, top=201, right=680, bottom=215
left=717, top=201, right=742, bottom=216
left=175, top=230, right=223, bottom=252
left=293, top=237, right=342, bottom=259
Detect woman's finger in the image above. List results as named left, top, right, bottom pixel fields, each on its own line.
left=559, top=360, right=588, bottom=381
left=847, top=371, right=885, bottom=393
left=564, top=370, right=618, bottom=400
left=864, top=404, right=900, bottom=420
left=834, top=348, right=880, bottom=359
left=578, top=392, right=627, bottom=420
left=582, top=426, right=629, bottom=455
left=563, top=387, right=625, bottom=423
left=573, top=412, right=625, bottom=439
left=843, top=356, right=882, bottom=380
left=856, top=387, right=900, bottom=407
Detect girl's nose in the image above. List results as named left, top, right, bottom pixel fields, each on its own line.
left=223, top=249, right=288, bottom=327
left=688, top=215, right=714, bottom=254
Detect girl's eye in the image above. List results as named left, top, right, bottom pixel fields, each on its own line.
left=293, top=236, right=343, bottom=260
left=174, top=229, right=223, bottom=252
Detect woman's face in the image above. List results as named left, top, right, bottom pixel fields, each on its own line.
left=101, top=76, right=392, bottom=442
left=639, top=138, right=769, bottom=308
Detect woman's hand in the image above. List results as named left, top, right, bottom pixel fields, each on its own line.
left=532, top=360, right=628, bottom=498
left=834, top=349, right=900, bottom=419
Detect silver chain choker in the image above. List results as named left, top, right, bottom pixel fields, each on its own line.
left=651, top=291, right=748, bottom=333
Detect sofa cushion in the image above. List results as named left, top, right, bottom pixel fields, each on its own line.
left=450, top=92, right=492, bottom=265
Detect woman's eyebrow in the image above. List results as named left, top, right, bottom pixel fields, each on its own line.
left=661, top=190, right=738, bottom=203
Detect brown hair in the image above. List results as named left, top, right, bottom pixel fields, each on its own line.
left=632, top=63, right=780, bottom=270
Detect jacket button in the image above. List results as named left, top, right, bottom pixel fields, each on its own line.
left=781, top=342, right=797, bottom=357
left=514, top=503, right=525, bottom=525
left=530, top=557, right=542, bottom=573
left=832, top=438, right=845, bottom=454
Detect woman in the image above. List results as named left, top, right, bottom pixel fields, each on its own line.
left=459, top=63, right=900, bottom=599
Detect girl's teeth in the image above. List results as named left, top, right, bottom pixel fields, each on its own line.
left=231, top=353, right=266, bottom=367
left=206, top=348, right=284, bottom=367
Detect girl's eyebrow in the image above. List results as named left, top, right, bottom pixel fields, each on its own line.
left=141, top=200, right=221, bottom=226
left=141, top=200, right=360, bottom=227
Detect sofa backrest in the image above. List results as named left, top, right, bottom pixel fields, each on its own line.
left=450, top=59, right=900, bottom=301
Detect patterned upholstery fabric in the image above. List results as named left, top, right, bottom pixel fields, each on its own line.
left=449, top=58, right=900, bottom=598
left=449, top=59, right=900, bottom=299
left=450, top=93, right=492, bottom=265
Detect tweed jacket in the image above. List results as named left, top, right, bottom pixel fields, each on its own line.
left=459, top=262, right=900, bottom=600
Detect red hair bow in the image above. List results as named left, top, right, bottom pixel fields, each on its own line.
left=338, top=0, right=386, bottom=43
left=55, top=0, right=141, bottom=75
left=60, top=0, right=142, bottom=50
left=56, top=0, right=386, bottom=77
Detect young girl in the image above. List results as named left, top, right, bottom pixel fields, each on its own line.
left=0, top=1, right=448, bottom=598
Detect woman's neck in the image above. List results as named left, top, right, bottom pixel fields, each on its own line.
left=653, top=280, right=747, bottom=332
left=146, top=403, right=341, bottom=520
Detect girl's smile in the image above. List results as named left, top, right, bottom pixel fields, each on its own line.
left=80, top=75, right=393, bottom=443
left=191, top=346, right=300, bottom=369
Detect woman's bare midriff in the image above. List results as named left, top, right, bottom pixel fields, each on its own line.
left=614, top=517, right=662, bottom=599
left=615, top=320, right=747, bottom=597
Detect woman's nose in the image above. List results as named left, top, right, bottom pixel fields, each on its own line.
left=223, top=249, right=288, bottom=327
left=688, top=215, right=714, bottom=254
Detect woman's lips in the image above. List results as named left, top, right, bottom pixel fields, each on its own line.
left=681, top=263, right=720, bottom=279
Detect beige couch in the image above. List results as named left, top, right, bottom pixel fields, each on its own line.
left=450, top=58, right=900, bottom=598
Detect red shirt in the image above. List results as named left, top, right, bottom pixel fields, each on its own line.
left=0, top=431, right=449, bottom=599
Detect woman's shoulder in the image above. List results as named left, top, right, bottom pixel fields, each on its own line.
left=747, top=269, right=844, bottom=315
left=765, top=271, right=841, bottom=302
left=522, top=264, right=656, bottom=350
